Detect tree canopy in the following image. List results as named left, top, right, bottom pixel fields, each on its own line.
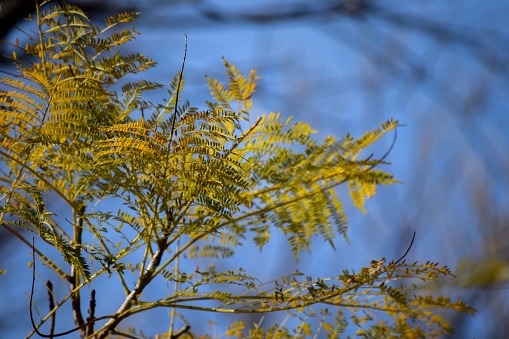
left=0, top=2, right=474, bottom=338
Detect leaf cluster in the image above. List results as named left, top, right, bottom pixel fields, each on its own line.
left=0, top=1, right=473, bottom=338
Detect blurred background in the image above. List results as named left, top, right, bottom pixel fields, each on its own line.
left=1, top=0, right=509, bottom=338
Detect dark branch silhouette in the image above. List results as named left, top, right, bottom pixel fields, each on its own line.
left=394, top=231, right=416, bottom=265
left=46, top=280, right=55, bottom=339
left=30, top=238, right=114, bottom=338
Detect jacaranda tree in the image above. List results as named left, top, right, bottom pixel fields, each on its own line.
left=0, top=1, right=473, bottom=338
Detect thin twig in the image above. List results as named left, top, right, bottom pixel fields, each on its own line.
left=96, top=240, right=169, bottom=338
left=394, top=231, right=416, bottom=265
left=366, top=122, right=400, bottom=171
left=46, top=280, right=55, bottom=339
left=70, top=206, right=86, bottom=338
left=167, top=33, right=188, bottom=149
left=171, top=325, right=191, bottom=339
left=86, top=290, right=96, bottom=337
left=169, top=237, right=180, bottom=336
left=30, top=238, right=114, bottom=338
left=165, top=36, right=188, bottom=336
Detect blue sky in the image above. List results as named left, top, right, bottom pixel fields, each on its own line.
left=1, top=0, right=509, bottom=338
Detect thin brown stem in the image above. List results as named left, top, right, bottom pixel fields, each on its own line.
left=46, top=280, right=55, bottom=339
left=95, top=235, right=169, bottom=339
left=69, top=206, right=86, bottom=338
left=30, top=243, right=115, bottom=338
left=86, top=290, right=96, bottom=337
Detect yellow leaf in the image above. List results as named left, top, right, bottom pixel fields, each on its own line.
left=302, top=323, right=311, bottom=336
left=322, top=323, right=333, bottom=331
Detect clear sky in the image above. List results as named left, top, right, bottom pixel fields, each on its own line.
left=1, top=0, right=509, bottom=338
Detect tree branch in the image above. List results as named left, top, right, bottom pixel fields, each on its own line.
left=46, top=280, right=55, bottom=339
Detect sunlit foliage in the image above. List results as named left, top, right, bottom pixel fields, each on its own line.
left=0, top=1, right=473, bottom=338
